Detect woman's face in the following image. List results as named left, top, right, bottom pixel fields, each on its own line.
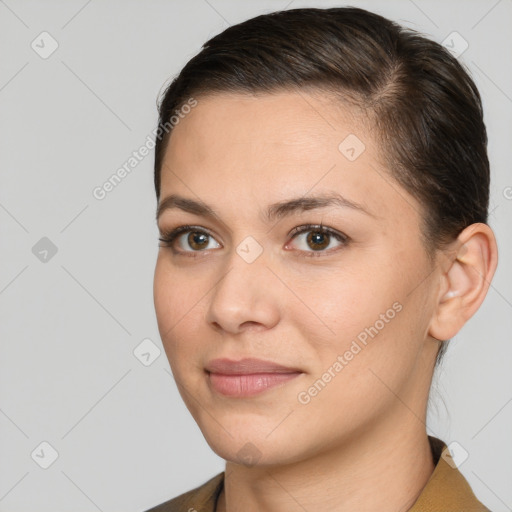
left=154, top=90, right=441, bottom=466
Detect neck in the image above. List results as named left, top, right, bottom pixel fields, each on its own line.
left=216, top=419, right=435, bottom=512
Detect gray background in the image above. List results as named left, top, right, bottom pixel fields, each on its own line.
left=1, top=0, right=511, bottom=510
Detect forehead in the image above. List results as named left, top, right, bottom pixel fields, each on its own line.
left=167, top=90, right=367, bottom=157
left=160, top=90, right=421, bottom=229
left=164, top=90, right=369, bottom=184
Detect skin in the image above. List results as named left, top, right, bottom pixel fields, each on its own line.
left=153, top=90, right=498, bottom=512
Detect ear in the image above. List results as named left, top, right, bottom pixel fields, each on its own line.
left=428, top=223, right=498, bottom=341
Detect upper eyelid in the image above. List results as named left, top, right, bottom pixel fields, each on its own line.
left=159, top=223, right=343, bottom=238
left=160, top=224, right=347, bottom=250
left=289, top=224, right=346, bottom=239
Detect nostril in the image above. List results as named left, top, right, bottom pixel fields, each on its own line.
left=240, top=321, right=265, bottom=331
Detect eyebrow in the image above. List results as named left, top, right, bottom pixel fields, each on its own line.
left=156, top=192, right=375, bottom=223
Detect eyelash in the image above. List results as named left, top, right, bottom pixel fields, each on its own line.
left=158, top=223, right=348, bottom=258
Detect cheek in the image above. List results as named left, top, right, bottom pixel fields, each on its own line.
left=294, top=303, right=422, bottom=430
left=305, top=267, right=395, bottom=340
left=301, top=252, right=426, bottom=372
left=153, top=259, right=205, bottom=358
left=154, top=261, right=178, bottom=333
left=154, top=258, right=204, bottom=321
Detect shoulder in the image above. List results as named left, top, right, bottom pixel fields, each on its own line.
left=409, top=436, right=491, bottom=512
left=143, top=472, right=224, bottom=512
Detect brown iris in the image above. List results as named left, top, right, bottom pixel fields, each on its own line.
left=307, top=231, right=330, bottom=250
left=188, top=232, right=210, bottom=250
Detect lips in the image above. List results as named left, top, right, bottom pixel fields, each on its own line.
left=205, top=358, right=303, bottom=397
left=205, top=357, right=302, bottom=375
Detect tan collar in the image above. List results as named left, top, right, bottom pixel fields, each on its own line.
left=147, top=436, right=489, bottom=511
left=408, top=436, right=489, bottom=511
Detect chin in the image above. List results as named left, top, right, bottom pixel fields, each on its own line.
left=196, top=415, right=307, bottom=468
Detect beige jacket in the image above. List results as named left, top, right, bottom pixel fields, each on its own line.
left=144, top=437, right=490, bottom=511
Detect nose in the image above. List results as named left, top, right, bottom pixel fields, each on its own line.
left=205, top=248, right=281, bottom=335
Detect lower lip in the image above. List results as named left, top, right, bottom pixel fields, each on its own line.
left=207, top=372, right=302, bottom=397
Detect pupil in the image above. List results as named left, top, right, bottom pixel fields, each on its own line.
left=307, top=231, right=329, bottom=250
left=189, top=232, right=208, bottom=249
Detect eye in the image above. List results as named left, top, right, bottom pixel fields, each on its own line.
left=159, top=225, right=221, bottom=254
left=286, top=224, right=348, bottom=256
left=159, top=223, right=348, bottom=257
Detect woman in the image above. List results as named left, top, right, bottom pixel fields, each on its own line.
left=148, top=7, right=498, bottom=511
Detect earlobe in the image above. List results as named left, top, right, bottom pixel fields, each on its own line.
left=428, top=223, right=498, bottom=341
